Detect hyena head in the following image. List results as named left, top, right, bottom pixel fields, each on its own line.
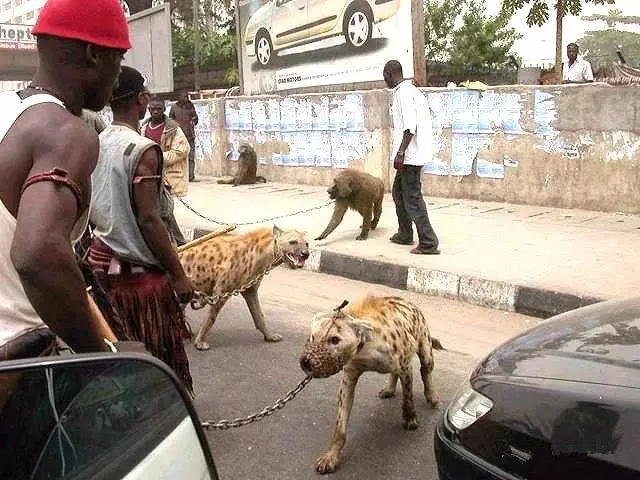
left=299, top=301, right=374, bottom=378
left=273, top=225, right=309, bottom=269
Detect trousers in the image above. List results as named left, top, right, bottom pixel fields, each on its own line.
left=391, top=165, right=438, bottom=249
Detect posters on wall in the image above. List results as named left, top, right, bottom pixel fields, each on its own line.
left=237, top=0, right=414, bottom=95
left=225, top=93, right=366, bottom=168
left=423, top=89, right=526, bottom=179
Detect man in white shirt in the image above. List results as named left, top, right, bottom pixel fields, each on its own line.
left=563, top=43, right=594, bottom=84
left=383, top=60, right=440, bottom=255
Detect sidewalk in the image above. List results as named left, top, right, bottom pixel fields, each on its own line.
left=173, top=177, right=640, bottom=318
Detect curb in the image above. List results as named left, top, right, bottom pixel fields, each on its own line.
left=188, top=227, right=603, bottom=319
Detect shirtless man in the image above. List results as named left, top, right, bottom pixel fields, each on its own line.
left=0, top=0, right=132, bottom=360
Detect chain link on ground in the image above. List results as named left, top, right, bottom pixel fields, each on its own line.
left=176, top=195, right=334, bottom=226
left=200, top=375, right=313, bottom=430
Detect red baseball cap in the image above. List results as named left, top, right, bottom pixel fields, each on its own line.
left=32, top=0, right=131, bottom=50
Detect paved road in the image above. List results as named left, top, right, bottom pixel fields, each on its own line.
left=185, top=269, right=537, bottom=480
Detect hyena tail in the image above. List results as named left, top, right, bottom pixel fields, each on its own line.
left=256, top=176, right=267, bottom=183
left=431, top=337, right=446, bottom=351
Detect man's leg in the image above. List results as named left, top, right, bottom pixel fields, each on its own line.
left=401, top=165, right=439, bottom=252
left=159, top=187, right=188, bottom=247
left=390, top=170, right=414, bottom=244
left=188, top=139, right=196, bottom=182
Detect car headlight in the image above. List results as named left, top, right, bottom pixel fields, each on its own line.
left=446, top=386, right=493, bottom=431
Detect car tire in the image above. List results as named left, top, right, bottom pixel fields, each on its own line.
left=343, top=5, right=373, bottom=49
left=255, top=31, right=273, bottom=67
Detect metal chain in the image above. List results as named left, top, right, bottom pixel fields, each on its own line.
left=201, top=375, right=313, bottom=430
left=175, top=195, right=334, bottom=226
left=189, top=254, right=282, bottom=310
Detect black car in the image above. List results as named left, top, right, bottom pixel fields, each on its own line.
left=435, top=297, right=640, bottom=480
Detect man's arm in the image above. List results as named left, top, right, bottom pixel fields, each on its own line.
left=583, top=61, right=594, bottom=83
left=393, top=89, right=417, bottom=168
left=132, top=147, right=193, bottom=303
left=163, top=126, right=191, bottom=167
left=11, top=111, right=114, bottom=353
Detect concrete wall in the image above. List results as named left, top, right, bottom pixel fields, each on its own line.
left=192, top=83, right=640, bottom=213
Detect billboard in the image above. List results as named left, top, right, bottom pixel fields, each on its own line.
left=237, top=0, right=414, bottom=94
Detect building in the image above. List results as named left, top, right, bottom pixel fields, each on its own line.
left=0, top=0, right=44, bottom=91
left=0, top=0, right=45, bottom=25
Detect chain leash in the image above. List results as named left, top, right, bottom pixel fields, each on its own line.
left=189, top=254, right=282, bottom=310
left=175, top=195, right=334, bottom=226
left=201, top=375, right=313, bottom=430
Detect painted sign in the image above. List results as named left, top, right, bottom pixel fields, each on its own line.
left=0, top=24, right=36, bottom=51
left=237, top=0, right=414, bottom=94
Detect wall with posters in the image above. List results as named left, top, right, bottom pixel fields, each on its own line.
left=237, top=0, right=414, bottom=95
left=421, top=84, right=640, bottom=213
left=213, top=84, right=640, bottom=213
left=100, top=84, right=640, bottom=213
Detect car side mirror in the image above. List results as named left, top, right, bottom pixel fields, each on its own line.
left=0, top=352, right=219, bottom=480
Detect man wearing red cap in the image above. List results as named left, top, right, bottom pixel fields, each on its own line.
left=0, top=0, right=132, bottom=360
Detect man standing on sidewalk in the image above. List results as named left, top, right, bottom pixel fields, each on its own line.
left=88, top=66, right=195, bottom=395
left=141, top=96, right=189, bottom=246
left=383, top=60, right=440, bottom=255
left=169, top=91, right=199, bottom=182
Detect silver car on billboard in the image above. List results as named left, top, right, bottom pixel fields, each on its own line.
left=244, top=0, right=401, bottom=67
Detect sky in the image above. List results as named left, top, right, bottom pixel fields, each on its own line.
left=483, top=0, right=640, bottom=66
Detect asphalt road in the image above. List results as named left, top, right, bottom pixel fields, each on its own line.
left=185, top=269, right=537, bottom=480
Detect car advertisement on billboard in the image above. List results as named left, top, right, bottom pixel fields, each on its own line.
left=237, top=0, right=414, bottom=94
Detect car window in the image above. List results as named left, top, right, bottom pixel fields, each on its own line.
left=0, top=360, right=189, bottom=480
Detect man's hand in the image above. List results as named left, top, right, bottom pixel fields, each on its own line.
left=170, top=274, right=195, bottom=305
left=394, top=151, right=405, bottom=170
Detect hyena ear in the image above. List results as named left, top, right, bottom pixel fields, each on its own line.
left=348, top=319, right=374, bottom=346
left=273, top=225, right=283, bottom=237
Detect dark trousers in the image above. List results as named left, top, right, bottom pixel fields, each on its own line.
left=188, top=138, right=196, bottom=181
left=160, top=184, right=188, bottom=247
left=392, top=165, right=438, bottom=249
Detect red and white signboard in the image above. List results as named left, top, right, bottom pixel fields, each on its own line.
left=0, top=23, right=37, bottom=51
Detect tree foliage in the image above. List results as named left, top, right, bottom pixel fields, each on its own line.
left=423, top=0, right=466, bottom=62
left=580, top=29, right=640, bottom=66
left=448, top=0, right=520, bottom=69
left=172, top=26, right=237, bottom=68
left=424, top=0, right=519, bottom=68
left=170, top=1, right=238, bottom=86
left=582, top=8, right=640, bottom=26
left=501, top=0, right=617, bottom=28
left=578, top=8, right=640, bottom=67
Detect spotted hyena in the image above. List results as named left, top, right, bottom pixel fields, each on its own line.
left=179, top=225, right=309, bottom=350
left=299, top=295, right=444, bottom=474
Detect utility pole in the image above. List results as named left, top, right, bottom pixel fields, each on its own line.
left=193, top=0, right=201, bottom=91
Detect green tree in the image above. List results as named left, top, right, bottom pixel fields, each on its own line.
left=423, top=0, right=466, bottom=62
left=501, top=0, right=616, bottom=82
left=581, top=8, right=640, bottom=26
left=170, top=1, right=239, bottom=87
left=449, top=0, right=520, bottom=69
left=578, top=8, right=640, bottom=67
